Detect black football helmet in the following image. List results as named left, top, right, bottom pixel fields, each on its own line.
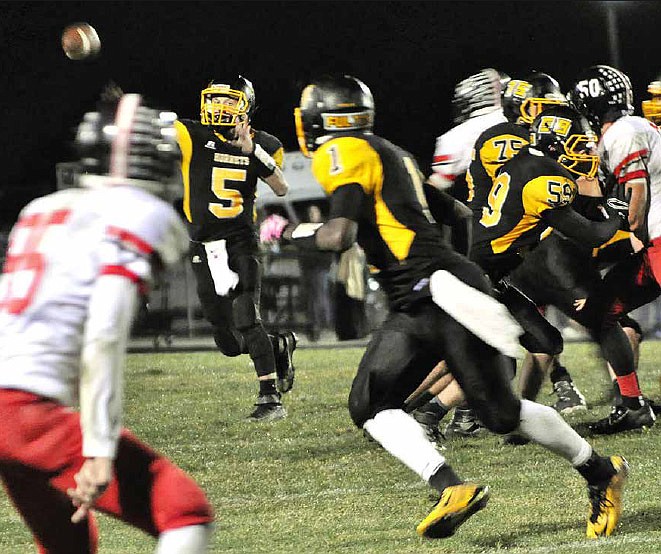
left=451, top=68, right=502, bottom=124
left=568, top=65, right=634, bottom=131
left=529, top=105, right=599, bottom=178
left=200, top=75, right=256, bottom=129
left=502, top=72, right=567, bottom=126
left=642, top=77, right=661, bottom=125
left=75, top=93, right=180, bottom=197
left=294, top=74, right=374, bottom=158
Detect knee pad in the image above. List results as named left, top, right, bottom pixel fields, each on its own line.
left=232, top=294, right=259, bottom=331
left=213, top=328, right=244, bottom=357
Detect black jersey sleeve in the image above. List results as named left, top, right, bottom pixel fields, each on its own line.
left=424, top=183, right=472, bottom=255
left=328, top=183, right=365, bottom=221
left=541, top=204, right=620, bottom=248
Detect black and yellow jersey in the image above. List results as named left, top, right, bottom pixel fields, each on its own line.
left=311, top=133, right=451, bottom=309
left=466, top=121, right=529, bottom=215
left=175, top=119, right=284, bottom=243
left=470, top=146, right=578, bottom=279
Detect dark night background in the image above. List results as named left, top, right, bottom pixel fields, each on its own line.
left=1, top=1, right=659, bottom=228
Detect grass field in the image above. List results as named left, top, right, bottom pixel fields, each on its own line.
left=1, top=341, right=660, bottom=553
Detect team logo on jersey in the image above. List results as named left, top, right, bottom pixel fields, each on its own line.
left=205, top=141, right=216, bottom=150
left=192, top=255, right=202, bottom=263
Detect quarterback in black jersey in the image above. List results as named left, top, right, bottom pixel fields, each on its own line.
left=175, top=76, right=297, bottom=422
left=277, top=75, right=628, bottom=540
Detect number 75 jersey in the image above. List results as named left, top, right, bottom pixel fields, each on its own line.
left=470, top=145, right=577, bottom=276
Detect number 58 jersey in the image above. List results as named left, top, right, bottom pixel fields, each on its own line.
left=470, top=146, right=577, bottom=279
left=0, top=186, right=189, bottom=407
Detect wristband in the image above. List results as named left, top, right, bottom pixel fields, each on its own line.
left=251, top=144, right=277, bottom=174
left=288, top=222, right=323, bottom=250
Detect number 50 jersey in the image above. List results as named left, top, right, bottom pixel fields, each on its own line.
left=470, top=146, right=578, bottom=279
left=175, top=119, right=285, bottom=244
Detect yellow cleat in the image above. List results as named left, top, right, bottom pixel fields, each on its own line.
left=586, top=455, right=629, bottom=538
left=416, top=483, right=490, bottom=539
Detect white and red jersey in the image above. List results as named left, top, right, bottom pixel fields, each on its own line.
left=430, top=107, right=507, bottom=188
left=0, top=185, right=189, bottom=407
left=600, top=115, right=661, bottom=240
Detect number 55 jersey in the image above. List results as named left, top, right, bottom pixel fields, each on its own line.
left=470, top=145, right=578, bottom=280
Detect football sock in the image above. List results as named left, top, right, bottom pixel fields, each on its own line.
left=549, top=359, right=571, bottom=384
left=259, top=379, right=278, bottom=397
left=429, top=464, right=463, bottom=494
left=427, top=398, right=450, bottom=420
left=616, top=373, right=644, bottom=409
left=575, top=451, right=617, bottom=486
left=363, top=409, right=446, bottom=482
left=516, top=399, right=591, bottom=466
left=156, top=523, right=212, bottom=553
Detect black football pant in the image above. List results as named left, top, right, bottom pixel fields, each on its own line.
left=190, top=241, right=276, bottom=379
left=507, top=233, right=634, bottom=378
left=348, top=260, right=522, bottom=436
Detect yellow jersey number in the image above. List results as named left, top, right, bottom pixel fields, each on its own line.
left=479, top=172, right=510, bottom=227
left=209, top=167, right=245, bottom=219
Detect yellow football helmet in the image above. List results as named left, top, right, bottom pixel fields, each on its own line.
left=200, top=75, right=255, bottom=128
left=642, top=79, right=661, bottom=125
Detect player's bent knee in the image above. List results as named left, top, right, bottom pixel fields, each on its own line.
left=150, top=458, right=215, bottom=533
left=478, top=400, right=521, bottom=435
left=213, top=328, right=243, bottom=357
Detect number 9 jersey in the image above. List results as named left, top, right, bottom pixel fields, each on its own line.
left=175, top=119, right=285, bottom=245
left=470, top=145, right=577, bottom=280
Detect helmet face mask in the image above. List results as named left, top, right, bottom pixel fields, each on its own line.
left=530, top=106, right=599, bottom=178
left=200, top=76, right=255, bottom=129
left=452, top=68, right=502, bottom=124
left=75, top=93, right=181, bottom=200
left=568, top=65, right=634, bottom=131
left=294, top=75, right=375, bottom=158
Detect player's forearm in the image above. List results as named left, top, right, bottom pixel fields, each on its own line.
left=80, top=275, right=138, bottom=458
left=626, top=181, right=647, bottom=234
left=264, top=166, right=289, bottom=196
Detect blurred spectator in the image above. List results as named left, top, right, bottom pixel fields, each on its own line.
left=298, top=204, right=334, bottom=341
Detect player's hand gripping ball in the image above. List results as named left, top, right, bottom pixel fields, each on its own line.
left=61, top=23, right=101, bottom=60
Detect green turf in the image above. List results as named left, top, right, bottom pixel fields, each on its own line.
left=1, top=342, right=660, bottom=553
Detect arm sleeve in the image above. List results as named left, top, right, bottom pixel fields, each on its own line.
left=328, top=183, right=366, bottom=221
left=80, top=274, right=139, bottom=458
left=541, top=205, right=620, bottom=248
left=423, top=183, right=472, bottom=255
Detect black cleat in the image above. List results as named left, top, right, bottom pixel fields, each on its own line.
left=444, top=408, right=486, bottom=439
left=552, top=379, right=587, bottom=414
left=411, top=407, right=445, bottom=445
left=275, top=332, right=297, bottom=394
left=588, top=402, right=656, bottom=435
left=247, top=393, right=286, bottom=422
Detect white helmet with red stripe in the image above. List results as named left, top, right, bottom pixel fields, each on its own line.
left=75, top=92, right=180, bottom=198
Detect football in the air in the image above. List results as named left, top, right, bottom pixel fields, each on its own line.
left=61, top=23, right=101, bottom=60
